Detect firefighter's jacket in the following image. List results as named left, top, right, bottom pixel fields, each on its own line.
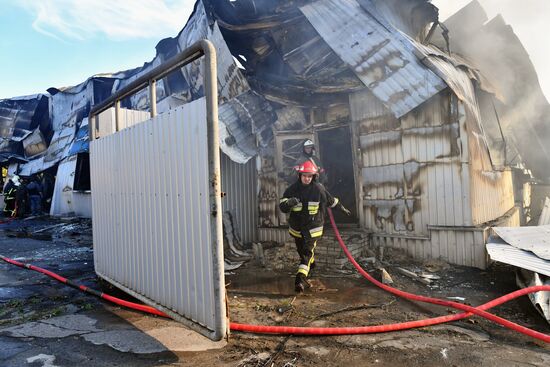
left=3, top=180, right=17, bottom=201
left=279, top=180, right=339, bottom=239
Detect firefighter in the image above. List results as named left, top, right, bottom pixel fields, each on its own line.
left=294, top=139, right=326, bottom=183
left=3, top=175, right=21, bottom=217
left=279, top=160, right=351, bottom=293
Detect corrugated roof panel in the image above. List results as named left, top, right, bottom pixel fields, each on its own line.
left=493, top=225, right=550, bottom=260
left=301, top=0, right=445, bottom=118
left=487, top=240, right=550, bottom=277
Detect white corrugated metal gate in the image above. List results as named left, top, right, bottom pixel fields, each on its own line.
left=90, top=98, right=227, bottom=340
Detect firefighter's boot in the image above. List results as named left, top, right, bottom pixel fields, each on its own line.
left=295, top=273, right=311, bottom=293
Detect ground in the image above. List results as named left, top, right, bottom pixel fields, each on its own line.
left=0, top=217, right=548, bottom=366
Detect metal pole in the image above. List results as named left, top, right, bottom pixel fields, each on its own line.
left=149, top=80, right=157, bottom=118
left=201, top=39, right=227, bottom=340
left=115, top=100, right=121, bottom=132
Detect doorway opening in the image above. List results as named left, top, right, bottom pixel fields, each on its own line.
left=317, top=126, right=358, bottom=224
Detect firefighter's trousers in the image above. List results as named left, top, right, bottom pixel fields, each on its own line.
left=293, top=232, right=318, bottom=279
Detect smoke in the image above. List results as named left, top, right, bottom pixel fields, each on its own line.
left=432, top=0, right=550, bottom=180
left=431, top=0, right=550, bottom=101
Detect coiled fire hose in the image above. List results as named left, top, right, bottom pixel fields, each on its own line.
left=1, top=210, right=549, bottom=342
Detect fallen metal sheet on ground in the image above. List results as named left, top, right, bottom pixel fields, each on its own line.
left=486, top=235, right=550, bottom=323
left=515, top=268, right=550, bottom=323
left=492, top=225, right=550, bottom=260
left=486, top=239, right=550, bottom=277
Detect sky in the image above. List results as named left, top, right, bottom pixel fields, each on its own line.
left=0, top=0, right=549, bottom=100
left=0, top=0, right=196, bottom=99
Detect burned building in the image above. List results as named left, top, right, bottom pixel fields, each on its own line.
left=1, top=0, right=549, bottom=269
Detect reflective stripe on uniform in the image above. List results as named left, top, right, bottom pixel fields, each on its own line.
left=308, top=201, right=319, bottom=215
left=309, top=226, right=323, bottom=238
left=291, top=202, right=303, bottom=212
left=297, top=264, right=309, bottom=276
left=279, top=198, right=289, bottom=203
left=308, top=241, right=317, bottom=268
left=330, top=197, right=339, bottom=208
left=289, top=227, right=302, bottom=238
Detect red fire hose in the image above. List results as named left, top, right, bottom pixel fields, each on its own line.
left=1, top=211, right=549, bottom=342
left=0, top=255, right=166, bottom=317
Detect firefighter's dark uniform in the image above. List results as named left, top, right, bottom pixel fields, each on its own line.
left=279, top=180, right=340, bottom=288
left=3, top=180, right=18, bottom=217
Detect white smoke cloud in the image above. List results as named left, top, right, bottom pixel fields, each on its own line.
left=432, top=0, right=550, bottom=100
left=12, top=0, right=195, bottom=41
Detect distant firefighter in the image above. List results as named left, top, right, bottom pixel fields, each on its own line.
left=27, top=176, right=43, bottom=216
left=3, top=175, right=21, bottom=217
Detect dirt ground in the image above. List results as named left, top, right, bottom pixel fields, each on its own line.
left=1, top=217, right=549, bottom=366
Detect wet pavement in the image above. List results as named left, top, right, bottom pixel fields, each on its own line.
left=0, top=217, right=223, bottom=367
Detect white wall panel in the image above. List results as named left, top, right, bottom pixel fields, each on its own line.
left=91, top=98, right=227, bottom=340
left=221, top=152, right=257, bottom=243
left=50, top=155, right=77, bottom=216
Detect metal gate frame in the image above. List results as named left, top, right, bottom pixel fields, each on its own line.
left=89, top=40, right=227, bottom=340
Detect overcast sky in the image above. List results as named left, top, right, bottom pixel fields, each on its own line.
left=432, top=0, right=550, bottom=100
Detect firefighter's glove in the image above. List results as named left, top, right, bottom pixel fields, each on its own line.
left=340, top=204, right=351, bottom=216
left=286, top=197, right=300, bottom=207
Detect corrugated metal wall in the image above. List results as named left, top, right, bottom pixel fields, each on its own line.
left=351, top=87, right=517, bottom=268
left=91, top=98, right=226, bottom=339
left=50, top=155, right=77, bottom=216
left=372, top=207, right=519, bottom=269
left=96, top=107, right=150, bottom=138
left=258, top=227, right=289, bottom=244
left=470, top=168, right=514, bottom=225
left=352, top=90, right=472, bottom=237
left=220, top=152, right=257, bottom=243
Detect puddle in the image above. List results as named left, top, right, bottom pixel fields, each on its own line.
left=227, top=273, right=295, bottom=296
left=29, top=234, right=53, bottom=241
left=0, top=287, right=35, bottom=301
left=226, top=272, right=383, bottom=304
left=4, top=231, right=53, bottom=241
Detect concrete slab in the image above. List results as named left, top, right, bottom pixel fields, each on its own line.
left=110, top=308, right=226, bottom=352
left=1, top=314, right=102, bottom=339
left=82, top=330, right=167, bottom=354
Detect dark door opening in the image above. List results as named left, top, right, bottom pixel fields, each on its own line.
left=318, top=126, right=358, bottom=224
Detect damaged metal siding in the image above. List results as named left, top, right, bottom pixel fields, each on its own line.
left=218, top=91, right=276, bottom=164
left=371, top=229, right=486, bottom=269
left=352, top=90, right=471, bottom=236
left=301, top=0, right=446, bottom=118
left=220, top=152, right=258, bottom=243
left=50, top=155, right=77, bottom=216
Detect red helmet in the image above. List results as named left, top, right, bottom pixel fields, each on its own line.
left=295, top=160, right=318, bottom=174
